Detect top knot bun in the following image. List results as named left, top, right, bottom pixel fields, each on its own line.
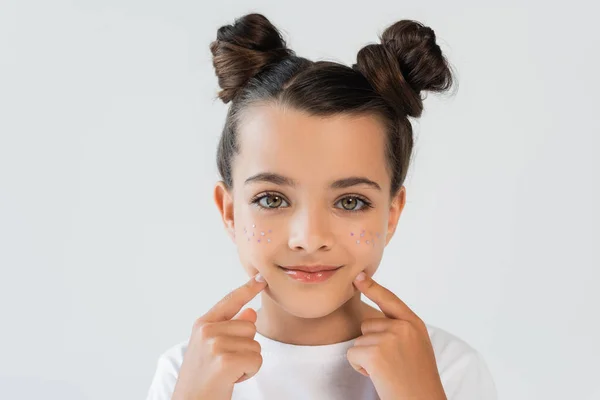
left=354, top=20, right=454, bottom=118
left=210, top=13, right=294, bottom=103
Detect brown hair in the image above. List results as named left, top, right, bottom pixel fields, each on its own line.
left=210, top=13, right=456, bottom=199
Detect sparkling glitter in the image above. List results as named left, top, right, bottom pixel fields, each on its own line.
left=356, top=240, right=360, bottom=244
left=252, top=224, right=256, bottom=228
left=261, top=232, right=265, bottom=236
left=350, top=232, right=354, bottom=236
left=267, top=239, right=271, bottom=243
left=257, top=239, right=261, bottom=243
left=360, top=232, right=364, bottom=237
left=366, top=240, right=370, bottom=244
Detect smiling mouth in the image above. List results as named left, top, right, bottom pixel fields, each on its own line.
left=277, top=265, right=343, bottom=283
left=278, top=265, right=343, bottom=273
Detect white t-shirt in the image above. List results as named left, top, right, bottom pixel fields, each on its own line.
left=145, top=323, right=497, bottom=400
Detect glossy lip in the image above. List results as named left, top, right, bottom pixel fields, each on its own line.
left=278, top=265, right=343, bottom=283
left=279, top=265, right=342, bottom=273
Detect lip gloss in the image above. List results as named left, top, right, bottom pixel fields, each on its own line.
left=280, top=267, right=341, bottom=283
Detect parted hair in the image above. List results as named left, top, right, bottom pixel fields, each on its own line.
left=210, top=13, right=456, bottom=198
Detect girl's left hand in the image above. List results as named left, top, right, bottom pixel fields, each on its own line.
left=347, top=272, right=447, bottom=400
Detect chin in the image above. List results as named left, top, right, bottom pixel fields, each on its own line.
left=265, top=269, right=357, bottom=319
left=278, top=299, right=345, bottom=319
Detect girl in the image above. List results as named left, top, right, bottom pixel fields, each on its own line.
left=146, top=13, right=497, bottom=400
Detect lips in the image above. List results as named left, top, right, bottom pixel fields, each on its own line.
left=280, top=265, right=342, bottom=273
left=279, top=265, right=342, bottom=283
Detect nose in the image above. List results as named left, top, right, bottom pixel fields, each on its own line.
left=287, top=205, right=334, bottom=253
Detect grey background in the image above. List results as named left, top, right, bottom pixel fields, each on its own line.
left=0, top=1, right=598, bottom=399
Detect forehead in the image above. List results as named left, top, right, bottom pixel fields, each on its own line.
left=233, top=103, right=390, bottom=189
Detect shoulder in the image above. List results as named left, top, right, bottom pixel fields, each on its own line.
left=157, top=338, right=189, bottom=369
left=424, top=323, right=498, bottom=400
left=145, top=339, right=189, bottom=400
left=424, top=322, right=478, bottom=364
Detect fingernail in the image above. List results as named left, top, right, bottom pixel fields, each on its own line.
left=355, top=272, right=366, bottom=281
left=254, top=273, right=265, bottom=282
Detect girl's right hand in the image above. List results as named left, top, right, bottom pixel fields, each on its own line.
left=171, top=274, right=268, bottom=400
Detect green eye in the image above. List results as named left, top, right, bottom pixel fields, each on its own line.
left=251, top=193, right=372, bottom=213
left=337, top=196, right=368, bottom=211
left=258, top=194, right=287, bottom=209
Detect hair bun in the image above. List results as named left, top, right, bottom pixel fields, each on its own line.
left=354, top=20, right=454, bottom=118
left=210, top=13, right=294, bottom=103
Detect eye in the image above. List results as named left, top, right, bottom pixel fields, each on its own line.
left=335, top=196, right=372, bottom=213
left=252, top=193, right=289, bottom=210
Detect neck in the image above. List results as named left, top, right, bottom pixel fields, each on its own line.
left=255, top=290, right=382, bottom=345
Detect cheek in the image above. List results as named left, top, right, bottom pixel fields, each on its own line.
left=238, top=225, right=385, bottom=250
left=235, top=223, right=279, bottom=275
left=238, top=224, right=282, bottom=265
left=241, top=224, right=274, bottom=245
left=347, top=228, right=385, bottom=276
left=348, top=228, right=384, bottom=252
left=236, top=223, right=384, bottom=271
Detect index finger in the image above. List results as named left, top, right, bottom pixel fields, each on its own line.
left=353, top=272, right=418, bottom=322
left=200, top=273, right=267, bottom=323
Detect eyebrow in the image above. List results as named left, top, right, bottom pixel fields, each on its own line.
left=244, top=172, right=382, bottom=191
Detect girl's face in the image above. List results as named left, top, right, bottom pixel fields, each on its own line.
left=215, top=103, right=405, bottom=319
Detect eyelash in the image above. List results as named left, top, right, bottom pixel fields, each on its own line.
left=250, top=191, right=373, bottom=213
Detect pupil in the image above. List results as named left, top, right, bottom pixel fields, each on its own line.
left=344, top=198, right=356, bottom=209
left=267, top=195, right=280, bottom=207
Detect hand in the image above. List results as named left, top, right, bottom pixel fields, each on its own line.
left=171, top=274, right=268, bottom=400
left=347, top=272, right=447, bottom=400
